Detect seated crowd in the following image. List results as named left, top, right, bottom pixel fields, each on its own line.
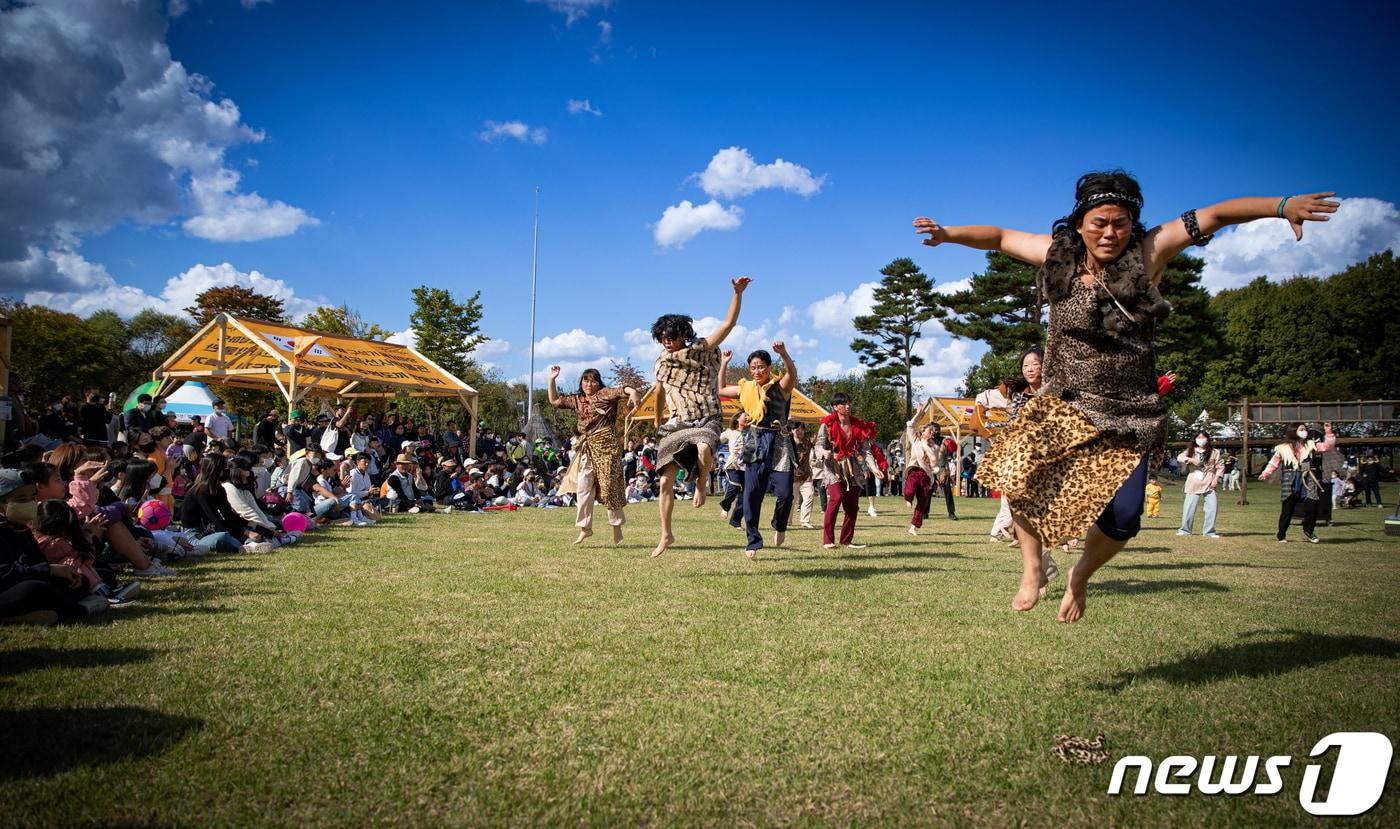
left=1, top=392, right=642, bottom=627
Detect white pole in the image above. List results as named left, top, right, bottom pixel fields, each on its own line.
left=526, top=186, right=540, bottom=430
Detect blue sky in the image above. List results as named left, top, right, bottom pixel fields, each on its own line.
left=5, top=0, right=1400, bottom=393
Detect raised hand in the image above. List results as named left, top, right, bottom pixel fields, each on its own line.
left=732, top=276, right=752, bottom=293
left=772, top=340, right=788, bottom=355
left=548, top=365, right=561, bottom=379
left=722, top=349, right=733, bottom=363
left=913, top=217, right=948, bottom=247
left=1283, top=192, right=1339, bottom=241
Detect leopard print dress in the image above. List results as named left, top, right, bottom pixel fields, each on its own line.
left=977, top=239, right=1167, bottom=545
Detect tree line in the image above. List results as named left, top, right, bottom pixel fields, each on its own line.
left=5, top=249, right=1396, bottom=440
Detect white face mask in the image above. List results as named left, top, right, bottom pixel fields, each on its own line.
left=1195, top=437, right=1208, bottom=447
left=1296, top=429, right=1309, bottom=440
left=148, top=473, right=164, bottom=490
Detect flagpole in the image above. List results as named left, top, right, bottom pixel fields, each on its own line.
left=526, top=186, right=540, bottom=430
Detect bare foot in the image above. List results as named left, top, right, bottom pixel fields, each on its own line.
left=692, top=488, right=706, bottom=509
left=773, top=532, right=784, bottom=548
left=1058, top=574, right=1088, bottom=623
left=650, top=534, right=674, bottom=558
left=822, top=543, right=837, bottom=549
left=908, top=525, right=918, bottom=536
left=744, top=548, right=756, bottom=560
left=1012, top=574, right=1041, bottom=612
left=574, top=528, right=593, bottom=545
left=612, top=526, right=623, bottom=546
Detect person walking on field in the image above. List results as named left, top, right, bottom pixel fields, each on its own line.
left=548, top=366, right=640, bottom=546
left=1259, top=422, right=1336, bottom=543
left=915, top=171, right=1336, bottom=621
left=1177, top=431, right=1224, bottom=538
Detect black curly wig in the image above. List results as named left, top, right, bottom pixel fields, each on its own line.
left=650, top=314, right=696, bottom=346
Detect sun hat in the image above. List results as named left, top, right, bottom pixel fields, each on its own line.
left=395, top=453, right=414, bottom=465
left=441, top=459, right=459, bottom=469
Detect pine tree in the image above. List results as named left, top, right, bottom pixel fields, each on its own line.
left=849, top=258, right=946, bottom=416
left=937, top=252, right=1042, bottom=395
left=407, top=286, right=487, bottom=379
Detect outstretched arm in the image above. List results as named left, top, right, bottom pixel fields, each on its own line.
left=774, top=341, right=797, bottom=393
left=913, top=218, right=1053, bottom=267
left=1146, top=193, right=1337, bottom=275
left=702, top=277, right=751, bottom=347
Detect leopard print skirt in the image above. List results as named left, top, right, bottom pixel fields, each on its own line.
left=975, top=395, right=1143, bottom=545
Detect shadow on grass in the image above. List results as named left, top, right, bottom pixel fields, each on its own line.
left=1091, top=578, right=1230, bottom=596
left=1113, top=561, right=1298, bottom=572
left=0, top=647, right=158, bottom=680
left=0, top=707, right=202, bottom=781
left=780, top=550, right=965, bottom=562
left=707, top=565, right=941, bottom=580
left=1098, top=630, right=1400, bottom=690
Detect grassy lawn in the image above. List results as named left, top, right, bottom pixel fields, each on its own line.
left=3, top=484, right=1398, bottom=827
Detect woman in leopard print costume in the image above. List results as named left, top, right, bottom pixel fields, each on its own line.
left=913, top=171, right=1336, bottom=622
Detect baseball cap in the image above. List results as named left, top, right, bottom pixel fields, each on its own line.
left=0, top=468, right=31, bottom=499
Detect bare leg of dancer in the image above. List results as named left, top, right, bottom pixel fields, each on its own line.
left=692, top=444, right=713, bottom=508
left=1058, top=526, right=1126, bottom=623
left=1009, top=512, right=1045, bottom=611
left=651, top=465, right=677, bottom=558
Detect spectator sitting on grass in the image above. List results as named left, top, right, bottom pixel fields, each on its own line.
left=312, top=458, right=351, bottom=525
left=345, top=451, right=378, bottom=526
left=385, top=453, right=434, bottom=513
left=180, top=454, right=273, bottom=554
left=0, top=469, right=99, bottom=625
left=224, top=457, right=296, bottom=545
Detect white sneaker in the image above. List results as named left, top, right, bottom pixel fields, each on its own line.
left=351, top=519, right=370, bottom=527
left=244, top=541, right=274, bottom=554
left=867, top=506, right=878, bottom=517
left=846, top=543, right=868, bottom=549
left=1204, top=532, right=1223, bottom=539
left=134, top=559, right=176, bottom=577
left=1176, top=530, right=1190, bottom=536
left=908, top=525, right=918, bottom=536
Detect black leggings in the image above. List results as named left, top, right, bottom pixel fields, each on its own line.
left=1094, top=454, right=1150, bottom=542
left=1278, top=494, right=1318, bottom=540
left=0, top=578, right=84, bottom=622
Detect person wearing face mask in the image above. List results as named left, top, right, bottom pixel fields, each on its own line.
left=1177, top=431, right=1225, bottom=538
left=549, top=365, right=640, bottom=546
left=916, top=172, right=1336, bottom=622
left=1259, top=422, right=1336, bottom=543
left=718, top=340, right=798, bottom=559
left=122, top=394, right=155, bottom=441
left=206, top=400, right=233, bottom=440
left=0, top=469, right=100, bottom=625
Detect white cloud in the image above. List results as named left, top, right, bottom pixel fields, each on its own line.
left=778, top=305, right=798, bottom=326
left=696, top=147, right=825, bottom=200
left=475, top=338, right=513, bottom=358
left=624, top=327, right=663, bottom=364
left=1199, top=197, right=1400, bottom=292
left=591, top=20, right=613, bottom=62
left=478, top=120, right=548, bottom=145
left=183, top=166, right=318, bottom=242
left=525, top=0, right=610, bottom=25
left=0, top=0, right=315, bottom=291
left=817, top=358, right=868, bottom=378
left=934, top=277, right=972, bottom=295
left=386, top=329, right=416, bottom=347
left=807, top=281, right=879, bottom=334
left=534, top=328, right=612, bottom=360
left=652, top=200, right=743, bottom=248
left=169, top=0, right=189, bottom=17
left=515, top=358, right=611, bottom=388
left=22, top=255, right=325, bottom=321
left=566, top=98, right=603, bottom=117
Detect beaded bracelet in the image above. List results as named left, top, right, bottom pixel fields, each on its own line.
left=1277, top=196, right=1291, bottom=218
left=1180, top=209, right=1214, bottom=247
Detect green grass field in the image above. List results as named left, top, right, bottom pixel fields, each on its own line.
left=3, top=484, right=1398, bottom=827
